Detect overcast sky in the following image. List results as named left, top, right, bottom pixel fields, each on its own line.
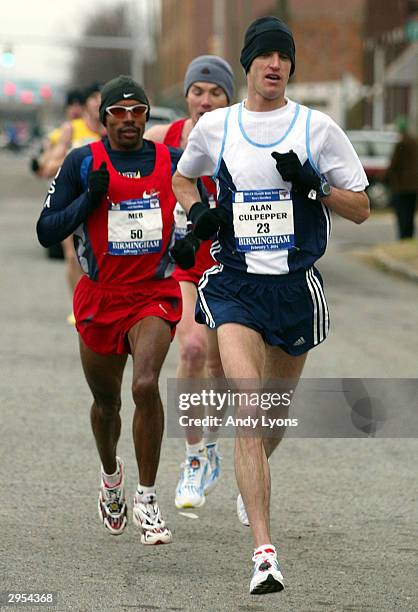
left=0, top=0, right=132, bottom=85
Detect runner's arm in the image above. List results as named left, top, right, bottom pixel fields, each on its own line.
left=320, top=188, right=369, bottom=224
left=36, top=149, right=95, bottom=247
left=308, top=110, right=370, bottom=224
left=38, top=121, right=73, bottom=179
left=172, top=170, right=201, bottom=215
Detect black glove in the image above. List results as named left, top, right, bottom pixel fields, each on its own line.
left=188, top=201, right=229, bottom=241
left=170, top=233, right=200, bottom=270
left=88, top=161, right=110, bottom=207
left=187, top=201, right=209, bottom=223
left=271, top=150, right=320, bottom=198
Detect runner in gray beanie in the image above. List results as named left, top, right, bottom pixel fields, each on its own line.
left=183, top=55, right=234, bottom=103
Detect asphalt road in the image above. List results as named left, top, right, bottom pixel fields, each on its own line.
left=1, top=151, right=417, bottom=611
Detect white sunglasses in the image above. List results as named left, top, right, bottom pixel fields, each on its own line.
left=105, top=104, right=148, bottom=118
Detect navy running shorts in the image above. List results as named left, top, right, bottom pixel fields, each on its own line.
left=195, top=264, right=329, bottom=355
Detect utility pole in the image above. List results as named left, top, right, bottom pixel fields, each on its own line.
left=372, top=43, right=385, bottom=130
left=129, top=1, right=144, bottom=83
left=212, top=0, right=225, bottom=56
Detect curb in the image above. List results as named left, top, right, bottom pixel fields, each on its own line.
left=371, top=249, right=418, bottom=282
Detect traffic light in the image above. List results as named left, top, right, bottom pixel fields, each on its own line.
left=1, top=46, right=15, bottom=68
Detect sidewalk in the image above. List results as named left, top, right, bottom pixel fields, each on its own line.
left=358, top=238, right=418, bottom=282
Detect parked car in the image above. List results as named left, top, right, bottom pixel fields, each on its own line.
left=146, top=105, right=183, bottom=129
left=345, top=130, right=400, bottom=208
left=46, top=106, right=183, bottom=259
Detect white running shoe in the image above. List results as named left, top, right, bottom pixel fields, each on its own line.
left=237, top=493, right=250, bottom=526
left=97, top=457, right=127, bottom=535
left=204, top=443, right=221, bottom=494
left=250, top=545, right=284, bottom=595
left=175, top=455, right=211, bottom=508
left=132, top=494, right=172, bottom=545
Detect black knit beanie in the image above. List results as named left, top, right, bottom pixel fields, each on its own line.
left=240, top=16, right=296, bottom=75
left=99, top=75, right=150, bottom=125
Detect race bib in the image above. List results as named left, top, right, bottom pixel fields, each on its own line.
left=108, top=197, right=163, bottom=255
left=174, top=202, right=187, bottom=240
left=233, top=189, right=294, bottom=252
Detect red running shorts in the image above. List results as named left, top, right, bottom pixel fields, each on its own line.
left=74, top=275, right=182, bottom=355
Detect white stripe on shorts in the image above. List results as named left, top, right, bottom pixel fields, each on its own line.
left=306, top=270, right=319, bottom=345
left=306, top=268, right=327, bottom=345
left=210, top=240, right=221, bottom=258
left=197, top=264, right=223, bottom=328
left=308, top=268, right=324, bottom=343
left=309, top=268, right=329, bottom=341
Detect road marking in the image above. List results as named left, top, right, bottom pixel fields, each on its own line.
left=178, top=512, right=199, bottom=519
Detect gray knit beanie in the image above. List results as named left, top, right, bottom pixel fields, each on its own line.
left=184, top=55, right=234, bottom=102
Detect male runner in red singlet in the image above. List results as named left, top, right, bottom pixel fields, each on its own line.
left=37, top=76, right=183, bottom=545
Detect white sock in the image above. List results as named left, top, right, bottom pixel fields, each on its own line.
left=102, top=459, right=121, bottom=487
left=136, top=483, right=156, bottom=503
left=186, top=441, right=206, bottom=456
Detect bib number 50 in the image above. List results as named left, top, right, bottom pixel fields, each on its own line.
left=130, top=229, right=143, bottom=239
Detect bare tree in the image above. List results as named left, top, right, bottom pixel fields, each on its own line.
left=69, top=4, right=131, bottom=88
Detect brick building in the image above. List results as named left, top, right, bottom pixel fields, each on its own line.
left=152, top=0, right=417, bottom=129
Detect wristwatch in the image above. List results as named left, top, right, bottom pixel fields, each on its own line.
left=307, top=176, right=332, bottom=200
left=318, top=177, right=332, bottom=198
